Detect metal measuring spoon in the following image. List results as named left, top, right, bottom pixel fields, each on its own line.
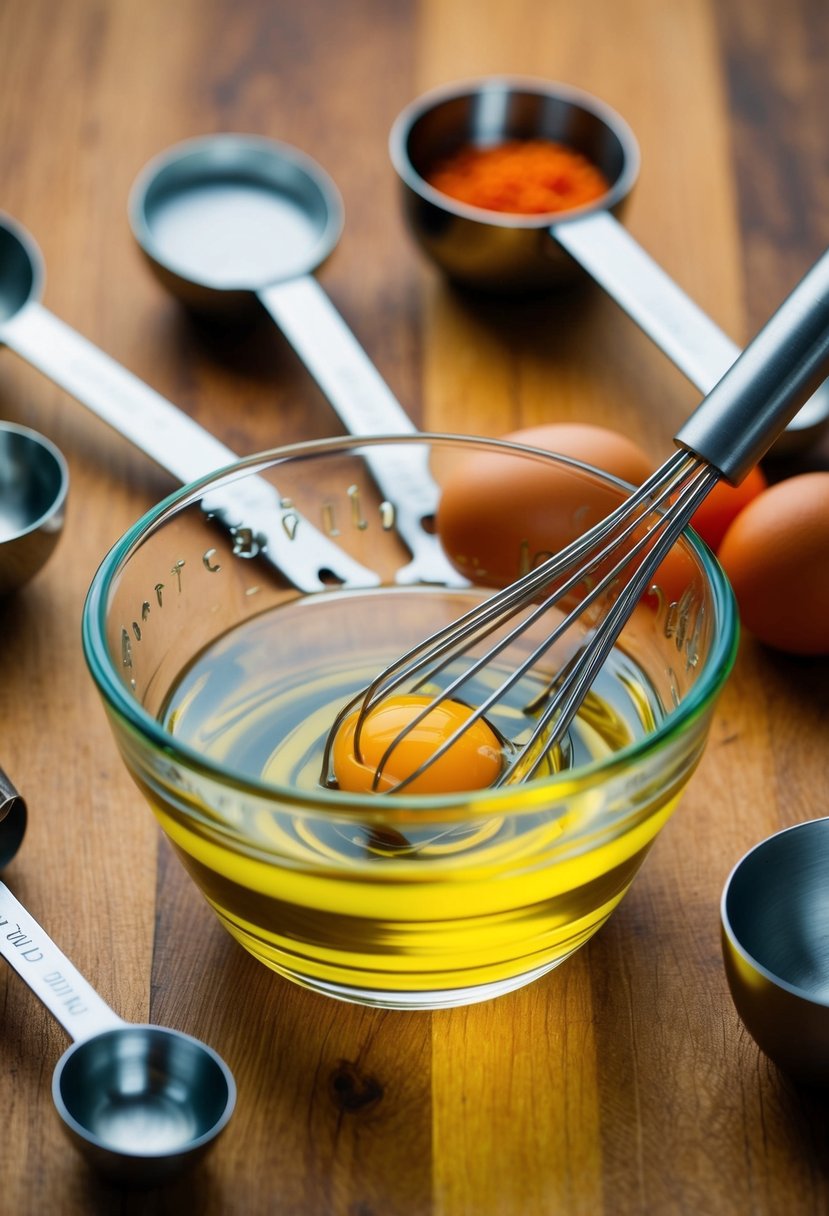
left=722, top=817, right=829, bottom=1086
left=0, top=420, right=68, bottom=595
left=389, top=76, right=829, bottom=452
left=0, top=212, right=376, bottom=592
left=0, top=769, right=235, bottom=1186
left=128, top=134, right=463, bottom=586
left=0, top=768, right=27, bottom=867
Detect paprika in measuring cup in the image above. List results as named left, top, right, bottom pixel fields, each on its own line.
left=425, top=139, right=610, bottom=214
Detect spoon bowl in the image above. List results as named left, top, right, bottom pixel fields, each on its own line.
left=0, top=218, right=41, bottom=319
left=390, top=75, right=639, bottom=292
left=54, top=1025, right=236, bottom=1186
left=0, top=768, right=27, bottom=867
left=129, top=133, right=344, bottom=315
left=0, top=420, right=68, bottom=595
left=721, top=817, right=829, bottom=1086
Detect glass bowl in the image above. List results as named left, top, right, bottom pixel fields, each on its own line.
left=83, top=434, right=737, bottom=1009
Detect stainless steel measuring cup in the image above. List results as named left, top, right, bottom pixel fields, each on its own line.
left=128, top=134, right=462, bottom=586
left=0, top=767, right=27, bottom=867
left=0, top=769, right=235, bottom=1185
left=0, top=212, right=375, bottom=592
left=721, top=817, right=829, bottom=1086
left=0, top=420, right=68, bottom=595
left=389, top=75, right=829, bottom=451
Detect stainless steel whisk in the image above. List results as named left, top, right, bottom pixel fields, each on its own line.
left=325, top=250, right=829, bottom=792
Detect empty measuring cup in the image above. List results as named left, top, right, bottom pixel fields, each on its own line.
left=389, top=75, right=829, bottom=451
left=722, top=818, right=829, bottom=1085
left=0, top=211, right=374, bottom=592
left=0, top=775, right=235, bottom=1185
left=0, top=420, right=68, bottom=595
left=0, top=766, right=27, bottom=868
left=128, top=134, right=461, bottom=586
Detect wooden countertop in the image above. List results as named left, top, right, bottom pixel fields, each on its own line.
left=1, top=1, right=827, bottom=1211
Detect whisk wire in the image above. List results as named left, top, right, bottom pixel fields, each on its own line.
left=364, top=451, right=697, bottom=713
left=362, top=451, right=718, bottom=792
left=504, top=462, right=720, bottom=784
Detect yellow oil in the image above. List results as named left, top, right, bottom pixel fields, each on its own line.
left=152, top=587, right=678, bottom=1007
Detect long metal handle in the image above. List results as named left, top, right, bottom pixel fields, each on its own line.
left=552, top=211, right=829, bottom=442
left=2, top=303, right=244, bottom=482
left=675, top=247, right=829, bottom=481
left=260, top=275, right=465, bottom=585
left=0, top=302, right=377, bottom=591
left=0, top=881, right=124, bottom=1042
left=552, top=211, right=740, bottom=391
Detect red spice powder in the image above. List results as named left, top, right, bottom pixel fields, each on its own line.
left=426, top=139, right=610, bottom=215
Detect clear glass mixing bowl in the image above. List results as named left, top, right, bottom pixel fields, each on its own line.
left=83, top=434, right=738, bottom=1009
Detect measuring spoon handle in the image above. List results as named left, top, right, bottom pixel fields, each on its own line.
left=0, top=301, right=377, bottom=591
left=552, top=211, right=740, bottom=390
left=260, top=276, right=465, bottom=585
left=2, top=301, right=243, bottom=482
left=0, top=882, right=124, bottom=1042
left=553, top=212, right=829, bottom=445
left=675, top=246, right=829, bottom=481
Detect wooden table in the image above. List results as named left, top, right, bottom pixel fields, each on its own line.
left=1, top=1, right=827, bottom=1211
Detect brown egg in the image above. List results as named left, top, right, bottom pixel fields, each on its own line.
left=503, top=425, right=653, bottom=486
left=437, top=424, right=653, bottom=587
left=717, top=472, right=829, bottom=655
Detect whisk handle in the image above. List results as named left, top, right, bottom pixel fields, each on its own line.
left=674, top=248, right=829, bottom=483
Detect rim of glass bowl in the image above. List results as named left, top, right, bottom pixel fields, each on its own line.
left=82, top=432, right=739, bottom=819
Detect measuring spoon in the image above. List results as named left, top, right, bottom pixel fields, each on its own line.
left=0, top=212, right=376, bottom=592
left=389, top=75, right=829, bottom=451
left=0, top=770, right=235, bottom=1186
left=128, top=134, right=463, bottom=586
left=0, top=767, right=27, bottom=867
left=0, top=420, right=68, bottom=595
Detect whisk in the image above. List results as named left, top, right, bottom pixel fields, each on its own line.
left=325, top=250, right=829, bottom=792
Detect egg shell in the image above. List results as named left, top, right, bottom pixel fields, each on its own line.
left=501, top=425, right=654, bottom=486
left=688, top=464, right=768, bottom=553
left=437, top=424, right=653, bottom=587
left=717, top=472, right=829, bottom=655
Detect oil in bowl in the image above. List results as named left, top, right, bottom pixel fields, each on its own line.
left=83, top=435, right=737, bottom=1008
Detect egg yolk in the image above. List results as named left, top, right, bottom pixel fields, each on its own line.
left=332, top=694, right=504, bottom=795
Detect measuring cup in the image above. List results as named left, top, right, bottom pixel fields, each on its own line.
left=389, top=75, right=829, bottom=451
left=722, top=817, right=829, bottom=1086
left=0, top=420, right=68, bottom=595
left=0, top=211, right=375, bottom=592
left=0, top=770, right=235, bottom=1186
left=0, top=767, right=27, bottom=866
left=128, top=134, right=462, bottom=586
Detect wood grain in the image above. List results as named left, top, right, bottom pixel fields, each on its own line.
left=0, top=0, right=827, bottom=1212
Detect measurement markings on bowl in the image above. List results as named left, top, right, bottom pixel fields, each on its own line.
left=117, top=483, right=409, bottom=687
left=646, top=579, right=706, bottom=670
